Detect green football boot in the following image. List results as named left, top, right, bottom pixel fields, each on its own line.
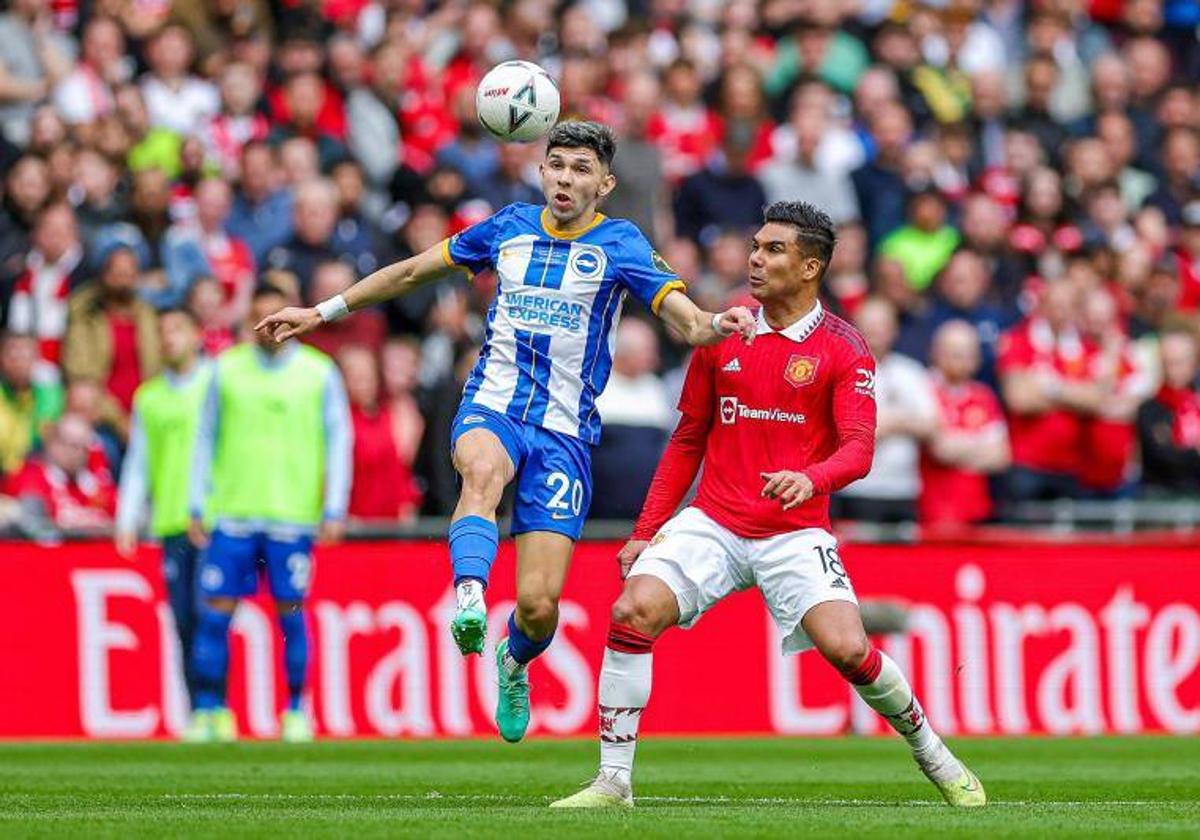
left=181, top=710, right=212, bottom=743
left=451, top=607, right=487, bottom=656
left=494, top=638, right=531, bottom=743
left=211, top=707, right=238, bottom=743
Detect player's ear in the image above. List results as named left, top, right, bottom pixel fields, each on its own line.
left=803, top=255, right=823, bottom=282
left=597, top=170, right=616, bottom=200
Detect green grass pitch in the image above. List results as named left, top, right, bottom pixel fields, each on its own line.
left=2, top=737, right=1197, bottom=837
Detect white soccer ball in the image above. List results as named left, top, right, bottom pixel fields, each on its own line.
left=475, top=61, right=560, bottom=143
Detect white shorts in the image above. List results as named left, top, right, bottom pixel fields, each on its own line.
left=628, top=506, right=858, bottom=654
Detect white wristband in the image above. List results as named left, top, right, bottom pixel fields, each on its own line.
left=316, top=294, right=350, bottom=323
left=711, top=312, right=733, bottom=337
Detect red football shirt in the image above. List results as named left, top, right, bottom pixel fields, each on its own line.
left=997, top=319, right=1096, bottom=475
left=635, top=304, right=877, bottom=540
left=919, top=379, right=1005, bottom=525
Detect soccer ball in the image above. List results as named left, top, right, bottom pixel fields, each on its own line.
left=475, top=61, right=560, bottom=143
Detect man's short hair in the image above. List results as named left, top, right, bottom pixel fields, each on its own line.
left=158, top=305, right=199, bottom=325
left=546, top=121, right=616, bottom=168
left=252, top=282, right=288, bottom=303
left=763, top=201, right=837, bottom=266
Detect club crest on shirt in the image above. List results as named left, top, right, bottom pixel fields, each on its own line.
left=784, top=355, right=819, bottom=388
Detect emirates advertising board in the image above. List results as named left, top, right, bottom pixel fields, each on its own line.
left=1, top=538, right=1197, bottom=739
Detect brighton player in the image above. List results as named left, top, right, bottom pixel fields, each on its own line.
left=551, top=202, right=986, bottom=808
left=255, top=121, right=756, bottom=742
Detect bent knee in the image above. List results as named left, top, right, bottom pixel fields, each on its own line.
left=516, top=593, right=558, bottom=629
left=823, top=634, right=872, bottom=677
left=611, top=589, right=675, bottom=637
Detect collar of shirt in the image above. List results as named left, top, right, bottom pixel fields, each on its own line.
left=754, top=300, right=824, bottom=343
left=254, top=342, right=297, bottom=369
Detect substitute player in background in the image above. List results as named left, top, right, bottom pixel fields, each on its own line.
left=188, top=284, right=352, bottom=742
left=552, top=202, right=986, bottom=809
left=256, top=121, right=756, bottom=744
left=115, top=308, right=211, bottom=733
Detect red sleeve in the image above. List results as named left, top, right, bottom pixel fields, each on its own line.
left=996, top=328, right=1031, bottom=375
left=630, top=350, right=716, bottom=540
left=804, top=352, right=877, bottom=495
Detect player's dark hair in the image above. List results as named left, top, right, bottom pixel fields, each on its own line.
left=252, top=282, right=288, bottom=303
left=546, top=121, right=616, bottom=168
left=158, top=305, right=199, bottom=325
left=763, top=201, right=837, bottom=266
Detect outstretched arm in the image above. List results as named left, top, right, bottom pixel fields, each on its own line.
left=255, top=242, right=469, bottom=342
left=657, top=289, right=756, bottom=347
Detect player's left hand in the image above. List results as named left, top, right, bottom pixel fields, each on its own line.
left=760, top=470, right=815, bottom=510
left=717, top=306, right=756, bottom=345
left=318, top=519, right=346, bottom=545
left=254, top=306, right=322, bottom=343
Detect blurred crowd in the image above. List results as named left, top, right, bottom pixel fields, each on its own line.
left=1, top=0, right=1199, bottom=537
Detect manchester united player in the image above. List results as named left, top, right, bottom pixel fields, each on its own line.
left=551, top=202, right=986, bottom=809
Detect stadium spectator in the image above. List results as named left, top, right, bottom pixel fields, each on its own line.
left=673, top=120, right=766, bottom=244
left=198, top=61, right=269, bottom=180
left=63, top=245, right=161, bottom=416
left=0, top=330, right=62, bottom=475
left=226, top=141, right=293, bottom=266
left=72, top=147, right=126, bottom=245
left=267, top=71, right=348, bottom=172
left=897, top=249, right=1015, bottom=389
left=1137, top=327, right=1200, bottom=496
left=997, top=281, right=1105, bottom=500
left=646, top=58, right=721, bottom=185
left=758, top=92, right=859, bottom=225
left=878, top=189, right=961, bottom=293
left=852, top=101, right=912, bottom=249
left=436, top=84, right=499, bottom=198
left=0, top=0, right=73, bottom=146
left=185, top=179, right=255, bottom=328
left=139, top=25, right=218, bottom=137
left=2, top=412, right=115, bottom=534
left=475, top=142, right=542, bottom=215
left=341, top=342, right=422, bottom=522
left=835, top=297, right=938, bottom=523
left=591, top=318, right=673, bottom=520
left=51, top=16, right=123, bottom=129
left=605, top=71, right=666, bottom=242
left=1145, top=128, right=1200, bottom=228
left=1174, top=201, right=1200, bottom=311
left=302, top=261, right=385, bottom=360
left=328, top=159, right=389, bottom=277
left=920, top=320, right=1010, bottom=527
left=344, top=41, right=405, bottom=190
left=95, top=168, right=210, bottom=309
left=1078, top=290, right=1146, bottom=497
left=5, top=203, right=86, bottom=368
left=265, top=178, right=347, bottom=298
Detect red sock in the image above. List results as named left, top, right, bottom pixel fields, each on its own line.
left=844, top=647, right=883, bottom=685
left=607, top=622, right=655, bottom=654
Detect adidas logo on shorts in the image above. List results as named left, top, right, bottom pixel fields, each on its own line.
left=723, top=358, right=741, bottom=373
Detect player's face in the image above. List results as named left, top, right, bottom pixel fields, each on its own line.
left=747, top=223, right=823, bottom=304
left=159, top=311, right=199, bottom=366
left=539, top=146, right=615, bottom=225
left=250, top=295, right=287, bottom=353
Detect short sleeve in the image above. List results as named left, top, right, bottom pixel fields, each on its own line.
left=610, top=224, right=687, bottom=314
left=443, top=206, right=511, bottom=276
left=677, top=347, right=716, bottom=421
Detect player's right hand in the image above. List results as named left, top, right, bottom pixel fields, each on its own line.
left=617, top=539, right=649, bottom=579
left=254, top=306, right=322, bottom=343
left=114, top=530, right=137, bottom=560
left=188, top=517, right=210, bottom=550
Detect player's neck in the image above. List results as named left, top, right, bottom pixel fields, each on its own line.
left=542, top=205, right=601, bottom=235
left=761, top=293, right=819, bottom=333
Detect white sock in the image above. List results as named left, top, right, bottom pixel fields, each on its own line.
left=501, top=651, right=526, bottom=677
left=852, top=651, right=942, bottom=759
left=598, top=646, right=652, bottom=785
left=456, top=579, right=485, bottom=612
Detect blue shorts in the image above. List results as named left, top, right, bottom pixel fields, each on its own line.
left=198, top=528, right=314, bottom=601
left=450, top=403, right=593, bottom=540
